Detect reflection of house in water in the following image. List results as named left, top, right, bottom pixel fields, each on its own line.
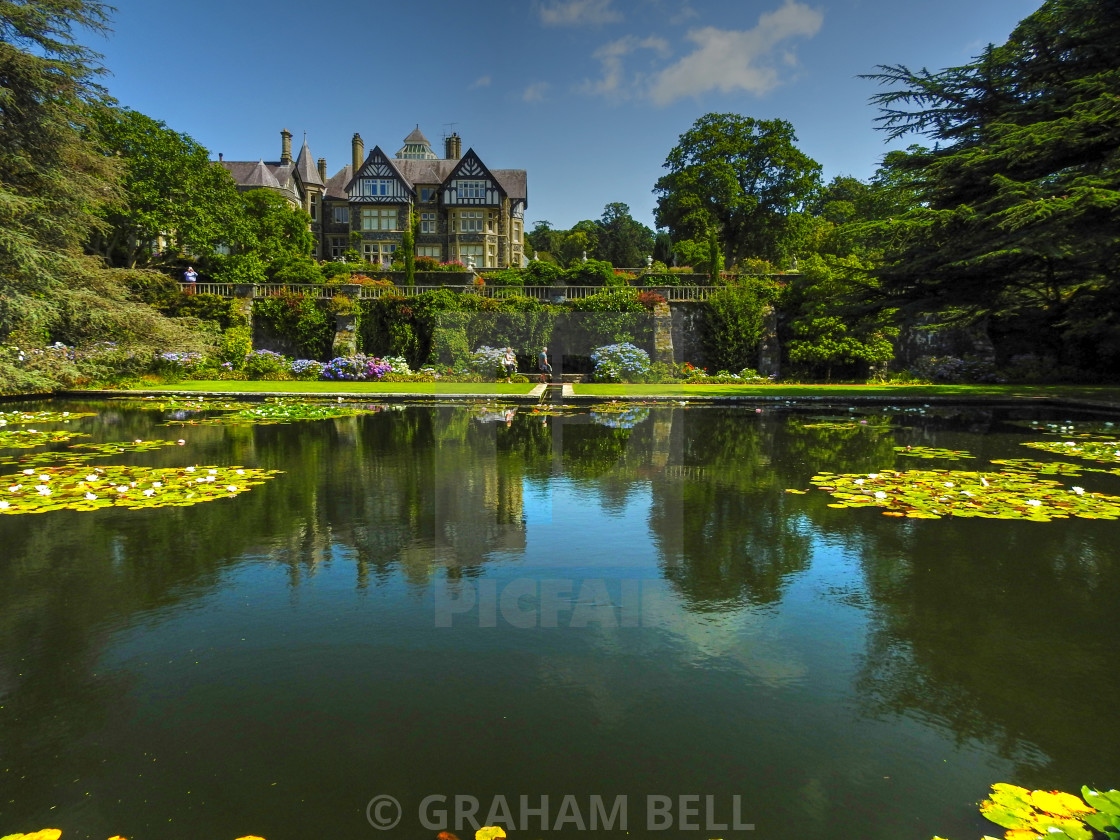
left=351, top=415, right=527, bottom=584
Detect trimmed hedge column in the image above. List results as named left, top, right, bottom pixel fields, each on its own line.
left=330, top=285, right=361, bottom=357
left=233, top=284, right=255, bottom=340
left=651, top=294, right=675, bottom=365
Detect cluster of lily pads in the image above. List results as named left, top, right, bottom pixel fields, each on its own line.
left=0, top=439, right=182, bottom=469
left=1022, top=439, right=1120, bottom=463
left=0, top=404, right=286, bottom=516
left=934, top=782, right=1120, bottom=840
left=0, top=409, right=96, bottom=426
left=803, top=468, right=1120, bottom=521
left=0, top=429, right=88, bottom=449
left=790, top=416, right=1120, bottom=521
left=894, top=445, right=974, bottom=460
left=0, top=464, right=281, bottom=514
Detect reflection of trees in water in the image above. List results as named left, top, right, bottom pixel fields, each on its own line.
left=833, top=518, right=1120, bottom=785
left=645, top=410, right=816, bottom=611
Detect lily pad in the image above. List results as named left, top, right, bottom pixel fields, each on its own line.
left=894, top=445, right=975, bottom=460
left=0, top=438, right=183, bottom=469
left=0, top=410, right=96, bottom=426
left=798, top=420, right=891, bottom=431
left=1006, top=419, right=1117, bottom=439
left=1022, top=440, right=1120, bottom=464
left=162, top=399, right=380, bottom=425
left=809, top=469, right=1120, bottom=521
left=989, top=458, right=1090, bottom=475
left=0, top=463, right=282, bottom=515
left=0, top=429, right=89, bottom=449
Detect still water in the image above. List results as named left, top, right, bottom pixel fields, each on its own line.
left=0, top=400, right=1118, bottom=840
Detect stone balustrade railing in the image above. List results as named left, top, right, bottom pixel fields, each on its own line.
left=180, top=283, right=721, bottom=302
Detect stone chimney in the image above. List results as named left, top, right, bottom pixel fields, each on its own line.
left=280, top=128, right=292, bottom=165
left=444, top=132, right=461, bottom=160
left=352, top=133, right=364, bottom=172
left=317, top=157, right=327, bottom=182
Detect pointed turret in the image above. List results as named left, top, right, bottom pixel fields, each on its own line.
left=243, top=159, right=281, bottom=189
left=295, top=137, right=324, bottom=187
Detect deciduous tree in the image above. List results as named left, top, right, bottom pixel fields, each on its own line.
left=654, top=113, right=822, bottom=265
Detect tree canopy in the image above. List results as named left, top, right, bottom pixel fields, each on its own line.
left=860, top=0, right=1120, bottom=368
left=653, top=113, right=822, bottom=266
left=88, top=107, right=245, bottom=268
left=0, top=0, right=203, bottom=388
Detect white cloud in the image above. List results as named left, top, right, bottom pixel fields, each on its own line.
left=538, top=0, right=622, bottom=26
left=469, top=75, right=491, bottom=89
left=669, top=2, right=699, bottom=25
left=578, top=35, right=670, bottom=98
left=648, top=0, right=823, bottom=105
left=522, top=82, right=550, bottom=102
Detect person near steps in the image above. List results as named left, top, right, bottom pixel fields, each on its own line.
left=537, top=347, right=552, bottom=383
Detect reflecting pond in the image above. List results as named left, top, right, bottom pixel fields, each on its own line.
left=1, top=400, right=1118, bottom=840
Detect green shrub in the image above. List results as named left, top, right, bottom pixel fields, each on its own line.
left=523, top=260, right=562, bottom=285
left=564, top=259, right=616, bottom=286
left=703, top=279, right=776, bottom=372
left=168, top=293, right=246, bottom=329
left=211, top=253, right=267, bottom=285
left=252, top=293, right=333, bottom=360
left=216, top=327, right=252, bottom=369
left=484, top=269, right=525, bottom=287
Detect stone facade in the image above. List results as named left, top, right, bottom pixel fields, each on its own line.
left=222, top=127, right=527, bottom=267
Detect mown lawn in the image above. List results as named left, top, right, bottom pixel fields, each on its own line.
left=133, top=381, right=539, bottom=396
left=569, top=382, right=1120, bottom=405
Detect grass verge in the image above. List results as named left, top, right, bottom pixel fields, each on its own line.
left=569, top=383, right=1120, bottom=405
left=114, top=381, right=538, bottom=396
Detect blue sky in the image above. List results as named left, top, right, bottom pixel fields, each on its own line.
left=94, top=0, right=1040, bottom=231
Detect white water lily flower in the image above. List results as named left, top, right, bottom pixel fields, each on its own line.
left=235, top=469, right=245, bottom=475
left=1026, top=499, right=1042, bottom=507
left=944, top=482, right=954, bottom=488
left=867, top=474, right=880, bottom=479
left=874, top=491, right=887, bottom=499
left=0, top=500, right=8, bottom=509
left=7, top=485, right=22, bottom=493
left=36, top=486, right=51, bottom=496
left=208, top=469, right=218, bottom=475
left=143, top=489, right=155, bottom=497
left=1072, top=486, right=1085, bottom=495
left=185, top=466, right=196, bottom=472
left=134, top=439, right=143, bottom=444
left=84, top=492, right=97, bottom=501
left=961, top=491, right=974, bottom=497
left=116, top=485, right=129, bottom=493
left=152, top=482, right=162, bottom=488
left=39, top=474, right=50, bottom=481
left=177, top=440, right=186, bottom=445
left=854, top=479, right=865, bottom=485
left=85, top=474, right=99, bottom=482
left=226, top=485, right=238, bottom=492
left=22, top=468, right=34, bottom=475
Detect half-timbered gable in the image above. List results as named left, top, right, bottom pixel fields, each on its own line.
left=441, top=150, right=504, bottom=207
left=346, top=148, right=415, bottom=205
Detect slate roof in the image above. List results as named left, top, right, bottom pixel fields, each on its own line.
left=324, top=164, right=353, bottom=200
left=219, top=159, right=303, bottom=204
left=295, top=139, right=324, bottom=187
left=403, top=126, right=431, bottom=146
left=327, top=156, right=527, bottom=204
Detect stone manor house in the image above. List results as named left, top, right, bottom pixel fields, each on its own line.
left=218, top=127, right=528, bottom=269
